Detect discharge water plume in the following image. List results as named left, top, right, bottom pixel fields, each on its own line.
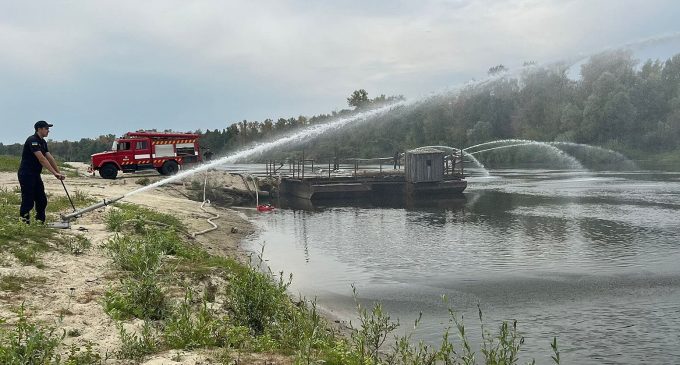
left=550, top=141, right=638, bottom=169
left=467, top=140, right=584, bottom=170
left=125, top=100, right=408, bottom=197
left=465, top=139, right=635, bottom=170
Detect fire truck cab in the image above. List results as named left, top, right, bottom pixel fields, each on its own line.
left=90, top=131, right=201, bottom=179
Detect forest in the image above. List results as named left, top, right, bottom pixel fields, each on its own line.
left=2, top=50, right=679, bottom=169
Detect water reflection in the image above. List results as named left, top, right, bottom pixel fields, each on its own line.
left=277, top=195, right=468, bottom=211
left=244, top=170, right=680, bottom=364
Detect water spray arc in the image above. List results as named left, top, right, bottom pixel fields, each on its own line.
left=550, top=141, right=638, bottom=169
left=127, top=100, right=409, bottom=197
left=464, top=139, right=636, bottom=170
left=466, top=141, right=584, bottom=169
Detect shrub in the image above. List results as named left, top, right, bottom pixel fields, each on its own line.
left=104, top=269, right=168, bottom=320
left=0, top=305, right=63, bottom=364
left=163, top=290, right=230, bottom=349
left=225, top=257, right=292, bottom=334
left=116, top=321, right=159, bottom=361
left=104, top=234, right=163, bottom=274
left=135, top=177, right=151, bottom=186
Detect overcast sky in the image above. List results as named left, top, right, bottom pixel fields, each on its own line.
left=2, top=0, right=680, bottom=144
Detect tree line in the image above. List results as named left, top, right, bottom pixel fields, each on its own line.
left=287, top=50, right=680, bottom=169
left=2, top=50, right=679, bottom=169
left=0, top=92, right=403, bottom=162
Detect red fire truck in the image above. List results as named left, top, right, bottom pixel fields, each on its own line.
left=89, top=131, right=202, bottom=179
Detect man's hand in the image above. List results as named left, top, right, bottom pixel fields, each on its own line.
left=54, top=173, right=66, bottom=180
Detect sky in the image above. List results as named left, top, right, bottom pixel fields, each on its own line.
left=2, top=0, right=680, bottom=144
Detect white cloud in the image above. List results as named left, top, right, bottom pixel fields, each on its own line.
left=1, top=0, right=679, bottom=143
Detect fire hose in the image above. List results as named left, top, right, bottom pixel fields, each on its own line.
left=191, top=173, right=220, bottom=237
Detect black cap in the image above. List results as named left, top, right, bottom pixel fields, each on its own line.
left=34, top=120, right=53, bottom=129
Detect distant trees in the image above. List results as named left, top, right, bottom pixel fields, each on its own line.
left=488, top=64, right=508, bottom=75
left=347, top=89, right=370, bottom=108
left=346, top=89, right=404, bottom=109
left=0, top=134, right=116, bottom=162
left=2, top=52, right=680, bottom=169
left=297, top=52, right=680, bottom=166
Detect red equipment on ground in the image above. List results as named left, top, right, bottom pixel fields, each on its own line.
left=89, top=131, right=202, bottom=179
left=256, top=204, right=275, bottom=212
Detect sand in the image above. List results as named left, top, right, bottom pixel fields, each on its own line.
left=0, top=164, right=287, bottom=364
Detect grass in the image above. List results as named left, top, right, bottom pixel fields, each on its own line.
left=163, top=289, right=231, bottom=349
left=0, top=155, right=20, bottom=172
left=0, top=275, right=47, bottom=292
left=0, top=186, right=95, bottom=267
left=105, top=203, right=184, bottom=233
left=0, top=305, right=104, bottom=364
left=48, top=189, right=96, bottom=213
left=0, top=155, right=81, bottom=177
left=135, top=177, right=151, bottom=186
left=103, top=269, right=168, bottom=320
left=60, top=234, right=92, bottom=256
left=0, top=200, right=54, bottom=266
left=115, top=322, right=159, bottom=361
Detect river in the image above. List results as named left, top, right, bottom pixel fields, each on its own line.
left=242, top=169, right=680, bottom=364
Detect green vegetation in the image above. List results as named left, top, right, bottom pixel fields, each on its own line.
left=115, top=322, right=159, bottom=361
left=162, top=290, right=231, bottom=349
left=0, top=305, right=104, bottom=364
left=105, top=202, right=183, bottom=233
left=135, top=177, right=151, bottom=186
left=0, top=155, right=20, bottom=172
left=103, top=268, right=168, bottom=320
left=289, top=51, right=680, bottom=169
left=0, top=306, right=63, bottom=364
left=0, top=135, right=115, bottom=163
left=48, top=190, right=95, bottom=215
left=0, top=155, right=81, bottom=177
left=61, top=235, right=92, bottom=256
left=0, top=187, right=59, bottom=267
left=0, top=187, right=95, bottom=267
left=0, top=275, right=47, bottom=292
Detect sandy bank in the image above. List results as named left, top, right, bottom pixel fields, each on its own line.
left=0, top=165, right=290, bottom=364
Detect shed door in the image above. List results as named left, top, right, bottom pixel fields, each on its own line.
left=426, top=159, right=432, bottom=180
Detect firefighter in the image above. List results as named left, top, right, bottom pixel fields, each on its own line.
left=18, top=120, right=65, bottom=224
left=203, top=148, right=214, bottom=162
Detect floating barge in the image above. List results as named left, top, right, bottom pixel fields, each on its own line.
left=271, top=147, right=467, bottom=201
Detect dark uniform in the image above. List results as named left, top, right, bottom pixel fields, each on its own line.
left=18, top=133, right=50, bottom=223
left=203, top=149, right=214, bottom=161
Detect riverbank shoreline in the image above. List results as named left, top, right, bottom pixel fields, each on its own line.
left=0, top=165, right=300, bottom=363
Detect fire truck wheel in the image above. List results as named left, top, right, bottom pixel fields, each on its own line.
left=160, top=160, right=179, bottom=176
left=99, top=163, right=118, bottom=179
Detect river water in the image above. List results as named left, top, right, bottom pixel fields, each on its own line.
left=242, top=169, right=680, bottom=364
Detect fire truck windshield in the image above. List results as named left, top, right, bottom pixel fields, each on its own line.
left=111, top=141, right=116, bottom=151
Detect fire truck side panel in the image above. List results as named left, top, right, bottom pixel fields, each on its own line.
left=154, top=144, right=175, bottom=158
left=176, top=142, right=199, bottom=163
